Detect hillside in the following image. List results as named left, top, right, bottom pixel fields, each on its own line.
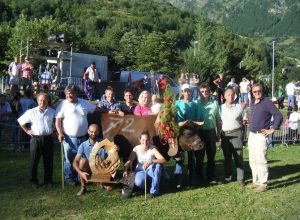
left=165, top=0, right=300, bottom=58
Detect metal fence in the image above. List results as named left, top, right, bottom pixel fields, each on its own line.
left=1, top=115, right=299, bottom=151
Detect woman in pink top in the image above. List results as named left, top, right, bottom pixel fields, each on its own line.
left=22, top=57, right=33, bottom=79
left=134, top=90, right=152, bottom=116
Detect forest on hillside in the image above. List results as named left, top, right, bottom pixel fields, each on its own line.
left=0, top=0, right=299, bottom=86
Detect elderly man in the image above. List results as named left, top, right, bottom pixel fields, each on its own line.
left=220, top=87, right=245, bottom=186
left=55, top=85, right=97, bottom=185
left=196, top=83, right=221, bottom=184
left=247, top=84, right=282, bottom=192
left=18, top=93, right=55, bottom=188
left=73, top=124, right=108, bottom=196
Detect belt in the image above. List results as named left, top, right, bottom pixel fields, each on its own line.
left=250, top=130, right=262, bottom=134
left=32, top=134, right=52, bottom=138
left=222, top=128, right=241, bottom=135
left=65, top=134, right=86, bottom=139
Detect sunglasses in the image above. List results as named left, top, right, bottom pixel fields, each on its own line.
left=253, top=90, right=261, bottom=94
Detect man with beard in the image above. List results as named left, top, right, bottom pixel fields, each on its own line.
left=73, top=124, right=110, bottom=196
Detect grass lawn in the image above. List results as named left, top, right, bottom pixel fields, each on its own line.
left=0, top=144, right=299, bottom=220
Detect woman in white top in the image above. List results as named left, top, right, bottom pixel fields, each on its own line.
left=123, top=132, right=166, bottom=197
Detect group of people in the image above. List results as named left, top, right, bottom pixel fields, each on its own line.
left=6, top=56, right=58, bottom=95
left=2, top=71, right=285, bottom=199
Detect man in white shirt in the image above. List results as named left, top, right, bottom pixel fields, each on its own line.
left=285, top=80, right=296, bottom=108
left=18, top=93, right=55, bottom=188
left=8, top=56, right=21, bottom=94
left=85, top=61, right=101, bottom=100
left=220, top=87, right=245, bottom=186
left=55, top=85, right=97, bottom=185
left=239, top=77, right=250, bottom=107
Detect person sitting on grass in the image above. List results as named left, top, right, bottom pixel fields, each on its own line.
left=73, top=124, right=118, bottom=196
left=122, top=131, right=166, bottom=198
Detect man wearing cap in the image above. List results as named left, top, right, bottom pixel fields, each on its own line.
left=55, top=85, right=97, bottom=185
left=196, top=83, right=221, bottom=184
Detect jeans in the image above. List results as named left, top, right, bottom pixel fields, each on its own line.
left=63, top=135, right=86, bottom=182
left=240, top=93, right=249, bottom=107
left=135, top=163, right=163, bottom=195
left=221, top=130, right=244, bottom=182
left=287, top=95, right=295, bottom=108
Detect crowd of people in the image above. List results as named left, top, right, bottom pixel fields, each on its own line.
left=2, top=66, right=300, bottom=198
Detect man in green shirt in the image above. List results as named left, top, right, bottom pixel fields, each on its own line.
left=196, top=83, right=221, bottom=184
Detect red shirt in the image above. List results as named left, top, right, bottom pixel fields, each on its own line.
left=158, top=78, right=167, bottom=91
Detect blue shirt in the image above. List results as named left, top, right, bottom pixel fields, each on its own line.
left=19, top=98, right=37, bottom=115
left=176, top=100, right=198, bottom=122
left=77, top=139, right=107, bottom=160
left=98, top=99, right=120, bottom=111
left=249, top=97, right=283, bottom=131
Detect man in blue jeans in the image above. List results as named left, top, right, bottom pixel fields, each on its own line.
left=55, top=85, right=97, bottom=185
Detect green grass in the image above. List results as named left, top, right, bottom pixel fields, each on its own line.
left=0, top=144, right=300, bottom=219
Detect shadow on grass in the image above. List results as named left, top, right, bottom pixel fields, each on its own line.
left=268, top=163, right=300, bottom=189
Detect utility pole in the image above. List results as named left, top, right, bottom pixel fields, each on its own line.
left=271, top=40, right=275, bottom=98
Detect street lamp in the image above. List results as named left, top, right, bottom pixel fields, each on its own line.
left=271, top=40, right=275, bottom=98
left=193, top=41, right=199, bottom=57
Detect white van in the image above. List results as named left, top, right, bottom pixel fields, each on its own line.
left=120, top=71, right=179, bottom=97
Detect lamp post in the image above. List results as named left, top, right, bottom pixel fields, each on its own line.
left=193, top=41, right=199, bottom=57
left=271, top=40, right=275, bottom=98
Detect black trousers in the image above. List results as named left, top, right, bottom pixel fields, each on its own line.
left=30, top=135, right=53, bottom=184
left=198, top=129, right=217, bottom=182
left=221, top=130, right=244, bottom=182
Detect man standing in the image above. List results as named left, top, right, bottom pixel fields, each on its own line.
left=21, top=56, right=33, bottom=90
left=85, top=61, right=100, bottom=100
left=247, top=84, right=282, bottom=192
left=73, top=124, right=107, bottom=196
left=196, top=83, right=221, bottom=183
left=220, top=87, right=245, bottom=186
left=55, top=85, right=97, bottom=185
left=285, top=80, right=296, bottom=108
left=239, top=77, right=250, bottom=107
left=8, top=56, right=21, bottom=95
left=18, top=93, right=55, bottom=188
left=213, top=73, right=226, bottom=105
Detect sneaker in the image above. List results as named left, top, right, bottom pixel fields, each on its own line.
left=255, top=186, right=267, bottom=192
left=149, top=193, right=159, bottom=198
left=238, top=182, right=245, bottom=187
left=246, top=183, right=259, bottom=189
left=77, top=187, right=86, bottom=196
left=174, top=174, right=183, bottom=189
left=103, top=185, right=113, bottom=191
left=224, top=176, right=232, bottom=182
left=31, top=183, right=38, bottom=189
